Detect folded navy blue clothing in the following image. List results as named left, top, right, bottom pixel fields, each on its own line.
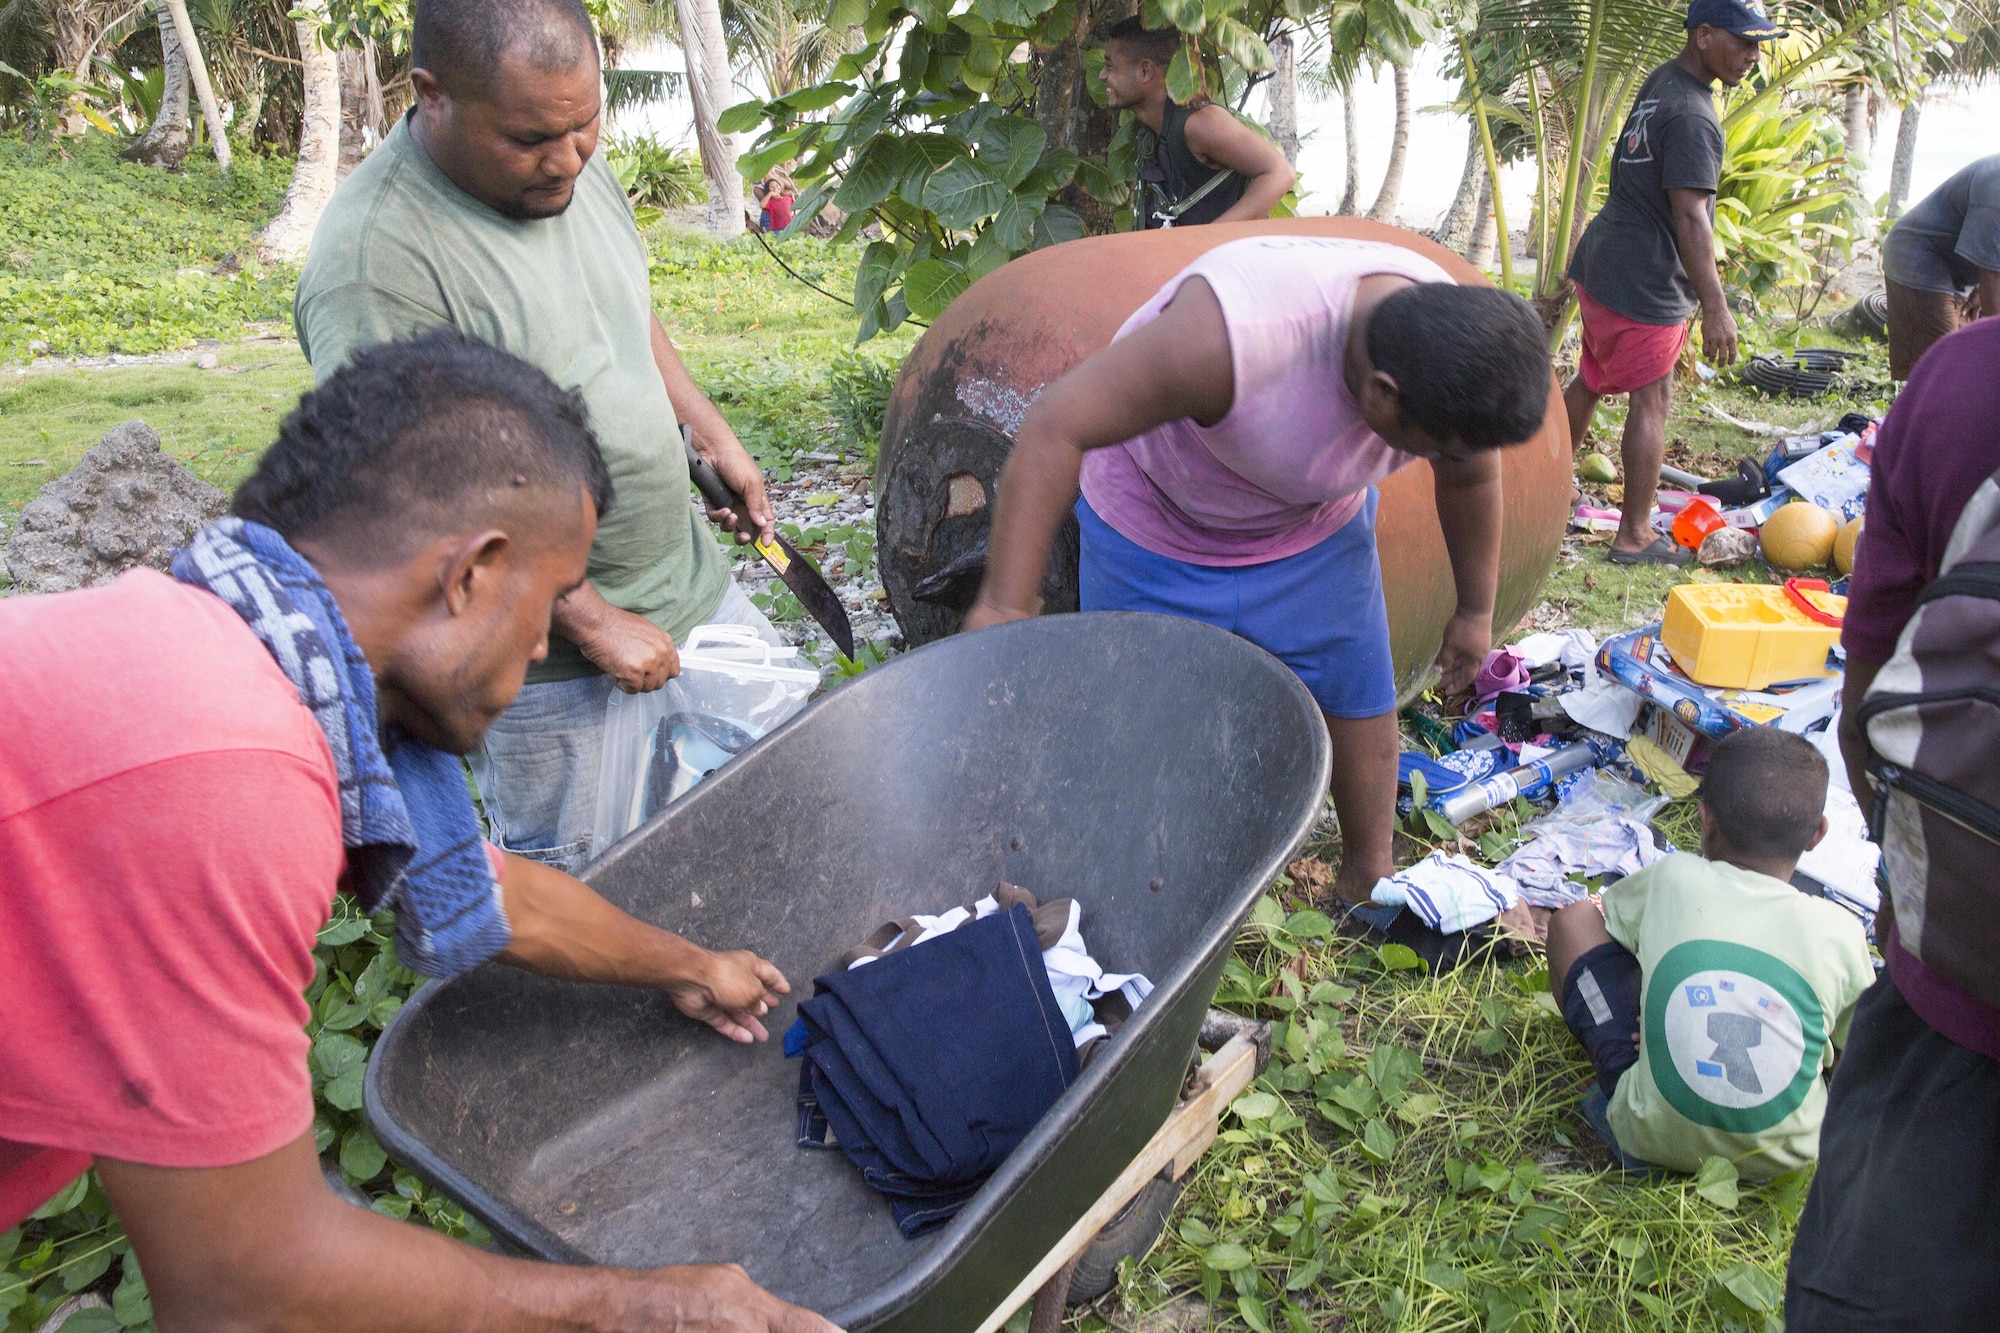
left=793, top=904, right=1079, bottom=1236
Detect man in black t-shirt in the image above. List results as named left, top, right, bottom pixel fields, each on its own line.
left=1563, top=0, right=1785, bottom=566
left=1881, top=153, right=2000, bottom=378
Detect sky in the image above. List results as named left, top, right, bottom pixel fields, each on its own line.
left=620, top=40, right=1998, bottom=238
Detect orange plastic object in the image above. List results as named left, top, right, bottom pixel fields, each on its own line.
left=1783, top=577, right=1845, bottom=626
left=1672, top=496, right=1726, bottom=550
left=875, top=218, right=1573, bottom=700
left=1660, top=583, right=1848, bottom=688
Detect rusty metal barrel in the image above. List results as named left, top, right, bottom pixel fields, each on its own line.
left=874, top=217, right=1573, bottom=698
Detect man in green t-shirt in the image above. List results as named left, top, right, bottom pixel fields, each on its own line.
left=1546, top=727, right=1874, bottom=1177
left=296, top=0, right=775, bottom=872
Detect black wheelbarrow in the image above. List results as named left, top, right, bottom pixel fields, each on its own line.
left=364, top=612, right=1331, bottom=1330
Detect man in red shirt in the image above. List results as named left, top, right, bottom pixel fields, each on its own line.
left=0, top=331, right=834, bottom=1332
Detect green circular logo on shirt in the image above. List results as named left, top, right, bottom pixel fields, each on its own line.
left=1643, top=940, right=1826, bottom=1134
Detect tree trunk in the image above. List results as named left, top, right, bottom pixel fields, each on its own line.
left=675, top=0, right=744, bottom=238
left=1841, top=81, right=1870, bottom=178
left=1338, top=83, right=1360, bottom=215
left=1033, top=0, right=1126, bottom=235
left=1887, top=96, right=1920, bottom=220
left=1432, top=117, right=1484, bottom=249
left=256, top=11, right=340, bottom=261
left=123, top=2, right=190, bottom=168
left=1467, top=173, right=1495, bottom=267
left=1268, top=31, right=1298, bottom=165
left=161, top=0, right=230, bottom=172
left=1366, top=61, right=1410, bottom=223
left=338, top=46, right=370, bottom=176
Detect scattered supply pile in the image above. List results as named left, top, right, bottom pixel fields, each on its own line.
left=786, top=884, right=1151, bottom=1235
left=1390, top=434, right=1889, bottom=949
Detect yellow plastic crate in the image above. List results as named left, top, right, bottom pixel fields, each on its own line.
left=1660, top=583, right=1845, bottom=689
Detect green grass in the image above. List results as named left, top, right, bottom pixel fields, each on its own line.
left=1095, top=899, right=1799, bottom=1333
left=0, top=137, right=296, bottom=364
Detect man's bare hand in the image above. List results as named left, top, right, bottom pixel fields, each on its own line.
left=666, top=949, right=791, bottom=1043
left=961, top=596, right=1035, bottom=633
left=1701, top=304, right=1740, bottom=366
left=697, top=430, right=777, bottom=547
left=618, top=1264, right=841, bottom=1332
left=562, top=592, right=680, bottom=693
left=1435, top=609, right=1493, bottom=697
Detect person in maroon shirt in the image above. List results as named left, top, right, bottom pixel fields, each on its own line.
left=1785, top=317, right=2000, bottom=1330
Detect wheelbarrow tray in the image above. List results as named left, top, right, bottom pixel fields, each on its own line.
left=365, top=612, right=1330, bottom=1331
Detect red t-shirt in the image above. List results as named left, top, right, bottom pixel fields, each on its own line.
left=0, top=571, right=343, bottom=1194
left=766, top=193, right=794, bottom=231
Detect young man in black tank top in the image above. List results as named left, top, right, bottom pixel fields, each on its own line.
left=1101, top=18, right=1295, bottom=229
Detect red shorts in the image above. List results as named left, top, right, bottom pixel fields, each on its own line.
left=1575, top=286, right=1687, bottom=395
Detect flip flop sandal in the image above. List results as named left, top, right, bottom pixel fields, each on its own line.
left=1606, top=536, right=1692, bottom=567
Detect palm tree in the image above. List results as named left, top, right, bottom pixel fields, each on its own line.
left=1366, top=58, right=1413, bottom=220
left=161, top=0, right=227, bottom=169
left=1432, top=117, right=1486, bottom=247
left=122, top=0, right=188, bottom=167
left=254, top=0, right=337, bottom=258
left=1887, top=0, right=1999, bottom=216
left=1339, top=84, right=1361, bottom=212
left=675, top=0, right=743, bottom=235
left=1268, top=28, right=1299, bottom=163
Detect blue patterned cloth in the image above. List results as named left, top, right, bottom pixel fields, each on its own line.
left=173, top=519, right=511, bottom=977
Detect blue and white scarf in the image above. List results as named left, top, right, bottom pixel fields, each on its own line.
left=173, top=518, right=511, bottom=978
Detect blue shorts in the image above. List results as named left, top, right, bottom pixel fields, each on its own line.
left=1076, top=493, right=1396, bottom=719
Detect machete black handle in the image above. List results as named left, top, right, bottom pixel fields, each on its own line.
left=682, top=424, right=743, bottom=513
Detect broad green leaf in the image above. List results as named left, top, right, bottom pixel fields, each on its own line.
left=319, top=1000, right=367, bottom=1032
left=853, top=240, right=903, bottom=312
left=1283, top=909, right=1333, bottom=940
left=112, top=1251, right=151, bottom=1328
left=1359, top=1117, right=1397, bottom=1161
left=1306, top=980, right=1356, bottom=1006
left=1019, top=145, right=1079, bottom=196
left=967, top=226, right=1012, bottom=278
left=32, top=1172, right=89, bottom=1219
left=962, top=36, right=1006, bottom=90
left=341, top=1125, right=389, bottom=1182
left=1203, top=1242, right=1254, bottom=1272
left=1179, top=1218, right=1217, bottom=1246
left=989, top=188, right=1040, bottom=249
left=1713, top=1262, right=1783, bottom=1313
left=56, top=1311, right=121, bottom=1333
left=773, top=81, right=856, bottom=114
left=1693, top=1155, right=1741, bottom=1210
left=61, top=1244, right=115, bottom=1292
left=1210, top=14, right=1273, bottom=71
left=925, top=157, right=1007, bottom=228
left=1607, top=1234, right=1650, bottom=1260
left=1166, top=46, right=1203, bottom=102
left=979, top=116, right=1048, bottom=187
left=1422, top=1261, right=1467, bottom=1292
left=834, top=137, right=905, bottom=212
left=900, top=257, right=970, bottom=319
left=1157, top=0, right=1204, bottom=32
left=896, top=133, right=971, bottom=204
left=317, top=916, right=369, bottom=948
left=1030, top=200, right=1083, bottom=249
left=0, top=1226, right=20, bottom=1266
left=1230, top=1091, right=1282, bottom=1121
left=825, top=0, right=868, bottom=28
left=898, top=26, right=932, bottom=88
left=837, top=87, right=896, bottom=149
left=738, top=128, right=807, bottom=181
left=830, top=41, right=881, bottom=78
left=1394, top=1091, right=1442, bottom=1123
left=717, top=99, right=768, bottom=134
left=862, top=0, right=902, bottom=40
left=1365, top=1044, right=1421, bottom=1101
left=1328, top=1078, right=1378, bottom=1117
left=1377, top=942, right=1424, bottom=972
left=1237, top=1294, right=1272, bottom=1333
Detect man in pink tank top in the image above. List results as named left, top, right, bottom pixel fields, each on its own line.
left=964, top=236, right=1551, bottom=904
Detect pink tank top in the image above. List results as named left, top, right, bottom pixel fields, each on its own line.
left=1078, top=236, right=1454, bottom=566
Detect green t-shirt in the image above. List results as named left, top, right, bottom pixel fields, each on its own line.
left=1603, top=854, right=1874, bottom=1179
left=294, top=118, right=728, bottom=683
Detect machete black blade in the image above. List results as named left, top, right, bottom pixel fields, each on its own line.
left=768, top=533, right=856, bottom=660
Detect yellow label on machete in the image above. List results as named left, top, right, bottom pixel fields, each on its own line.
left=756, top=536, right=790, bottom=573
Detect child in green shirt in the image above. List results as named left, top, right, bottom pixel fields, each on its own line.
left=1548, top=727, right=1876, bottom=1177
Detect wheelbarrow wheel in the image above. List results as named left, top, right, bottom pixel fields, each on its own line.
left=1065, top=1176, right=1184, bottom=1305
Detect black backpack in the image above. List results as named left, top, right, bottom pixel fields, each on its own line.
left=1858, top=470, right=2000, bottom=1006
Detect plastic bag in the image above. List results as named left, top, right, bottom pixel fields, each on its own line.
left=589, top=625, right=820, bottom=861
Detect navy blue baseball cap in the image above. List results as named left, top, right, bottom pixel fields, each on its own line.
left=1686, top=0, right=1789, bottom=39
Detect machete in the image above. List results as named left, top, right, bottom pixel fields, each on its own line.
left=681, top=427, right=856, bottom=660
